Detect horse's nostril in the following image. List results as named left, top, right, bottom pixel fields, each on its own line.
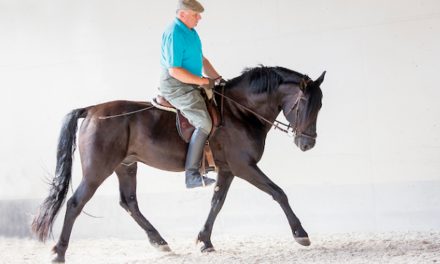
left=302, top=144, right=310, bottom=151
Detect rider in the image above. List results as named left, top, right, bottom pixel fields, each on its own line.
left=159, top=0, right=221, bottom=188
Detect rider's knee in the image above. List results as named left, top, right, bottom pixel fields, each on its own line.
left=203, top=123, right=212, bottom=134
left=200, top=117, right=212, bottom=134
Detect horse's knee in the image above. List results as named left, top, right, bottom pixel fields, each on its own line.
left=66, top=197, right=78, bottom=210
left=120, top=194, right=138, bottom=214
left=272, top=190, right=288, bottom=204
left=65, top=197, right=83, bottom=217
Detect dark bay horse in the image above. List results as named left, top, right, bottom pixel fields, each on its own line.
left=32, top=66, right=325, bottom=262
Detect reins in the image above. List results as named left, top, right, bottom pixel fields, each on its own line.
left=97, top=80, right=315, bottom=139
left=213, top=88, right=293, bottom=135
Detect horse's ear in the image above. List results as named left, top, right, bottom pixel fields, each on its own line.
left=314, top=71, right=326, bottom=87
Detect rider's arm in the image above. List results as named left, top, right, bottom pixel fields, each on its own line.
left=168, top=67, right=209, bottom=86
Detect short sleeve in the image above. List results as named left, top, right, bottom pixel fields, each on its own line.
left=162, top=31, right=185, bottom=68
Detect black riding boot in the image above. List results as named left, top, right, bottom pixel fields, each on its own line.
left=185, top=128, right=216, bottom=188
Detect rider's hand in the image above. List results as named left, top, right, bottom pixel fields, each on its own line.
left=200, top=77, right=215, bottom=90
left=200, top=77, right=215, bottom=99
left=214, top=76, right=226, bottom=86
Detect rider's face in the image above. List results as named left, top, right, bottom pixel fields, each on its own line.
left=180, top=10, right=202, bottom=29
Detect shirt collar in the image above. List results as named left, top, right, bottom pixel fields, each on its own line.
left=175, top=18, right=193, bottom=33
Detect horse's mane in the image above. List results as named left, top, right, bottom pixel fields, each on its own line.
left=224, top=65, right=322, bottom=120
left=225, top=65, right=306, bottom=94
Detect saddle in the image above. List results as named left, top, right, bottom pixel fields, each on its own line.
left=151, top=93, right=221, bottom=174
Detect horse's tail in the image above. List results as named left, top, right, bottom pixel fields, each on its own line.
left=32, top=107, right=88, bottom=242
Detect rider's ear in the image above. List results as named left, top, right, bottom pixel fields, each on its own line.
left=314, top=71, right=326, bottom=87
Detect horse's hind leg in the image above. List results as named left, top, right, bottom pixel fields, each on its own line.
left=115, top=162, right=170, bottom=252
left=197, top=170, right=234, bottom=252
left=52, top=176, right=107, bottom=263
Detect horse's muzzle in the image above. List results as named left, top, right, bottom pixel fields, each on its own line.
left=294, top=135, right=316, bottom=152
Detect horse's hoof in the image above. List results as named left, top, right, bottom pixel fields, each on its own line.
left=201, top=245, right=215, bottom=253
left=157, top=244, right=172, bottom=252
left=51, top=246, right=65, bottom=263
left=294, top=236, right=311, bottom=246
left=51, top=256, right=65, bottom=263
left=151, top=243, right=171, bottom=252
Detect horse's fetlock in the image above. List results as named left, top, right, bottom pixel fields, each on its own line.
left=197, top=229, right=210, bottom=243
left=52, top=242, right=68, bottom=255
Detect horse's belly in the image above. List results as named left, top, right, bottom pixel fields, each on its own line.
left=129, top=136, right=187, bottom=172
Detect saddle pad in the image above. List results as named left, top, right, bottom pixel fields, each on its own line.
left=151, top=98, right=177, bottom=113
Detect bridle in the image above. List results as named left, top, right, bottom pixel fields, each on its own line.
left=213, top=77, right=317, bottom=140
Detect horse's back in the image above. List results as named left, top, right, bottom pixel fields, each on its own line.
left=80, top=100, right=188, bottom=172
left=85, top=100, right=151, bottom=117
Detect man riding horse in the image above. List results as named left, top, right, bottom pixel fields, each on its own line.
left=159, top=0, right=220, bottom=188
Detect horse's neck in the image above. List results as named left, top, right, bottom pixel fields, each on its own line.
left=223, top=87, right=281, bottom=128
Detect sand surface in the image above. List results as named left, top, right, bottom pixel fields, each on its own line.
left=1, top=232, right=439, bottom=263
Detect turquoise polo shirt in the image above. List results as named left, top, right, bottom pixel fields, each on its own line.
left=161, top=18, right=203, bottom=77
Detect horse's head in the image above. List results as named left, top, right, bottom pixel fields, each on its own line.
left=281, top=71, right=325, bottom=151
left=222, top=66, right=324, bottom=151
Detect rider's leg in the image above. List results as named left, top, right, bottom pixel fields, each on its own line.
left=185, top=127, right=216, bottom=188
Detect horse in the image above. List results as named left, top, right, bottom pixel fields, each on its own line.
left=32, top=65, right=325, bottom=262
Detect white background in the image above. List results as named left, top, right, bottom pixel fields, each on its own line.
left=0, top=0, right=439, bottom=237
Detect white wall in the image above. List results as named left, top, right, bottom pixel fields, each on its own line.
left=0, top=0, right=439, bottom=234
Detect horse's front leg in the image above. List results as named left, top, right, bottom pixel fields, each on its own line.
left=235, top=164, right=311, bottom=246
left=197, top=169, right=234, bottom=252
